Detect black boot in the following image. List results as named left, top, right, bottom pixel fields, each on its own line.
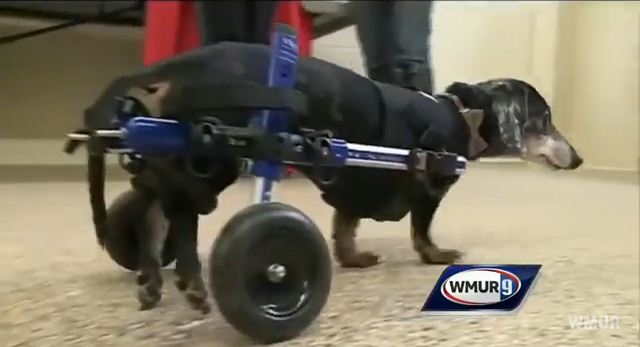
left=392, top=63, right=433, bottom=94
left=367, top=65, right=396, bottom=85
left=368, top=63, right=434, bottom=95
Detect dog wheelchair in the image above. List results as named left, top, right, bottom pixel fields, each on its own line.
left=65, top=25, right=468, bottom=343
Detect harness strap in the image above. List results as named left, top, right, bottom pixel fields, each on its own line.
left=435, top=92, right=489, bottom=159
left=172, top=83, right=309, bottom=116
left=125, top=82, right=309, bottom=119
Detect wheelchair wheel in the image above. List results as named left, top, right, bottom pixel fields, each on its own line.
left=104, top=189, right=176, bottom=271
left=209, top=202, right=332, bottom=344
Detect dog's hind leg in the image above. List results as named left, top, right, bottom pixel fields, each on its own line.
left=410, top=196, right=463, bottom=264
left=136, top=200, right=168, bottom=310
left=168, top=203, right=211, bottom=314
left=332, top=210, right=381, bottom=268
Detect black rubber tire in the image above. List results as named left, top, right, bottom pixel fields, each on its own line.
left=104, top=189, right=176, bottom=271
left=209, top=202, right=332, bottom=344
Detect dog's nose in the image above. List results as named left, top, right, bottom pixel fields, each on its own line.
left=569, top=155, right=583, bottom=169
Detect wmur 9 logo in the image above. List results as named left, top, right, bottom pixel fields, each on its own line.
left=422, top=265, right=541, bottom=314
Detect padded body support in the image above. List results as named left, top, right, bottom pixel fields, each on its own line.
left=84, top=42, right=470, bottom=220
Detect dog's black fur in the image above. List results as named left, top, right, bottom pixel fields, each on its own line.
left=78, top=42, right=582, bottom=312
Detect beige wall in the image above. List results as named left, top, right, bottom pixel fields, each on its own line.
left=0, top=17, right=143, bottom=140
left=552, top=2, right=640, bottom=171
left=1, top=1, right=638, bottom=170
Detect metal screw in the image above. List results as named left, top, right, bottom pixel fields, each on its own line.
left=267, top=264, right=287, bottom=283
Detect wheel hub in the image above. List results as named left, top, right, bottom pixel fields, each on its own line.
left=267, top=263, right=287, bottom=283
left=245, top=232, right=316, bottom=319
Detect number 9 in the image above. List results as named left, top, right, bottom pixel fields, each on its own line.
left=501, top=279, right=513, bottom=296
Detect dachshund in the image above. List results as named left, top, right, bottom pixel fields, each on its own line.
left=72, top=42, right=582, bottom=312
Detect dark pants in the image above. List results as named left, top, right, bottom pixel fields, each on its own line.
left=195, top=0, right=279, bottom=46
left=350, top=1, right=434, bottom=93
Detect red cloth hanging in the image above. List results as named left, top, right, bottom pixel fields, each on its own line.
left=143, top=0, right=313, bottom=66
left=143, top=1, right=200, bottom=66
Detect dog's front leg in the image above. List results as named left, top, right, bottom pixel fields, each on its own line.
left=136, top=200, right=168, bottom=310
left=332, top=210, right=381, bottom=268
left=410, top=195, right=463, bottom=264
left=167, top=202, right=211, bottom=314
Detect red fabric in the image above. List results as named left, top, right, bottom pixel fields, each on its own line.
left=143, top=0, right=313, bottom=66
left=143, top=1, right=200, bottom=66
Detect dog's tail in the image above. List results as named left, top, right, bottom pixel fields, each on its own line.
left=79, top=73, right=163, bottom=247
left=88, top=144, right=108, bottom=247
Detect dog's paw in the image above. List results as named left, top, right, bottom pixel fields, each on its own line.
left=181, top=278, right=211, bottom=315
left=175, top=279, right=188, bottom=292
left=185, top=291, right=211, bottom=315
left=339, top=251, right=382, bottom=268
left=137, top=285, right=162, bottom=311
left=419, top=246, right=463, bottom=265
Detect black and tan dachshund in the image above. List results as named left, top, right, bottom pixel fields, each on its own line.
left=77, top=42, right=582, bottom=312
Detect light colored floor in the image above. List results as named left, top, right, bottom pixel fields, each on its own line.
left=0, top=163, right=638, bottom=347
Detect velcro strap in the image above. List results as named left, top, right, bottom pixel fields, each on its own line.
left=173, top=82, right=308, bottom=116
left=407, top=149, right=461, bottom=177
left=425, top=153, right=460, bottom=176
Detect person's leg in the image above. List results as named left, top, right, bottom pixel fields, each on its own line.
left=248, top=0, right=279, bottom=45
left=195, top=1, right=248, bottom=45
left=349, top=1, right=395, bottom=83
left=390, top=1, right=434, bottom=93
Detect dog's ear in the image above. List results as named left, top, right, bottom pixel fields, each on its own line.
left=444, top=82, right=491, bottom=109
left=444, top=82, right=492, bottom=110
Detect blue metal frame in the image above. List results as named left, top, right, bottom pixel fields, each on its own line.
left=77, top=121, right=467, bottom=177
left=249, top=24, right=300, bottom=203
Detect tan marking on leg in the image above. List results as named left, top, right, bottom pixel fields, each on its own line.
left=125, top=81, right=172, bottom=116
left=332, top=210, right=380, bottom=268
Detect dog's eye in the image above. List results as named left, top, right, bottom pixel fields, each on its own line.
left=540, top=112, right=552, bottom=129
left=524, top=118, right=547, bottom=134
left=537, top=117, right=548, bottom=130
left=143, top=86, right=159, bottom=94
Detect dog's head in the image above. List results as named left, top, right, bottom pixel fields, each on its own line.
left=444, top=78, right=583, bottom=170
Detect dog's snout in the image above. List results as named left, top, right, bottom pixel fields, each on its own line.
left=566, top=145, right=584, bottom=170
left=568, top=155, right=583, bottom=169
